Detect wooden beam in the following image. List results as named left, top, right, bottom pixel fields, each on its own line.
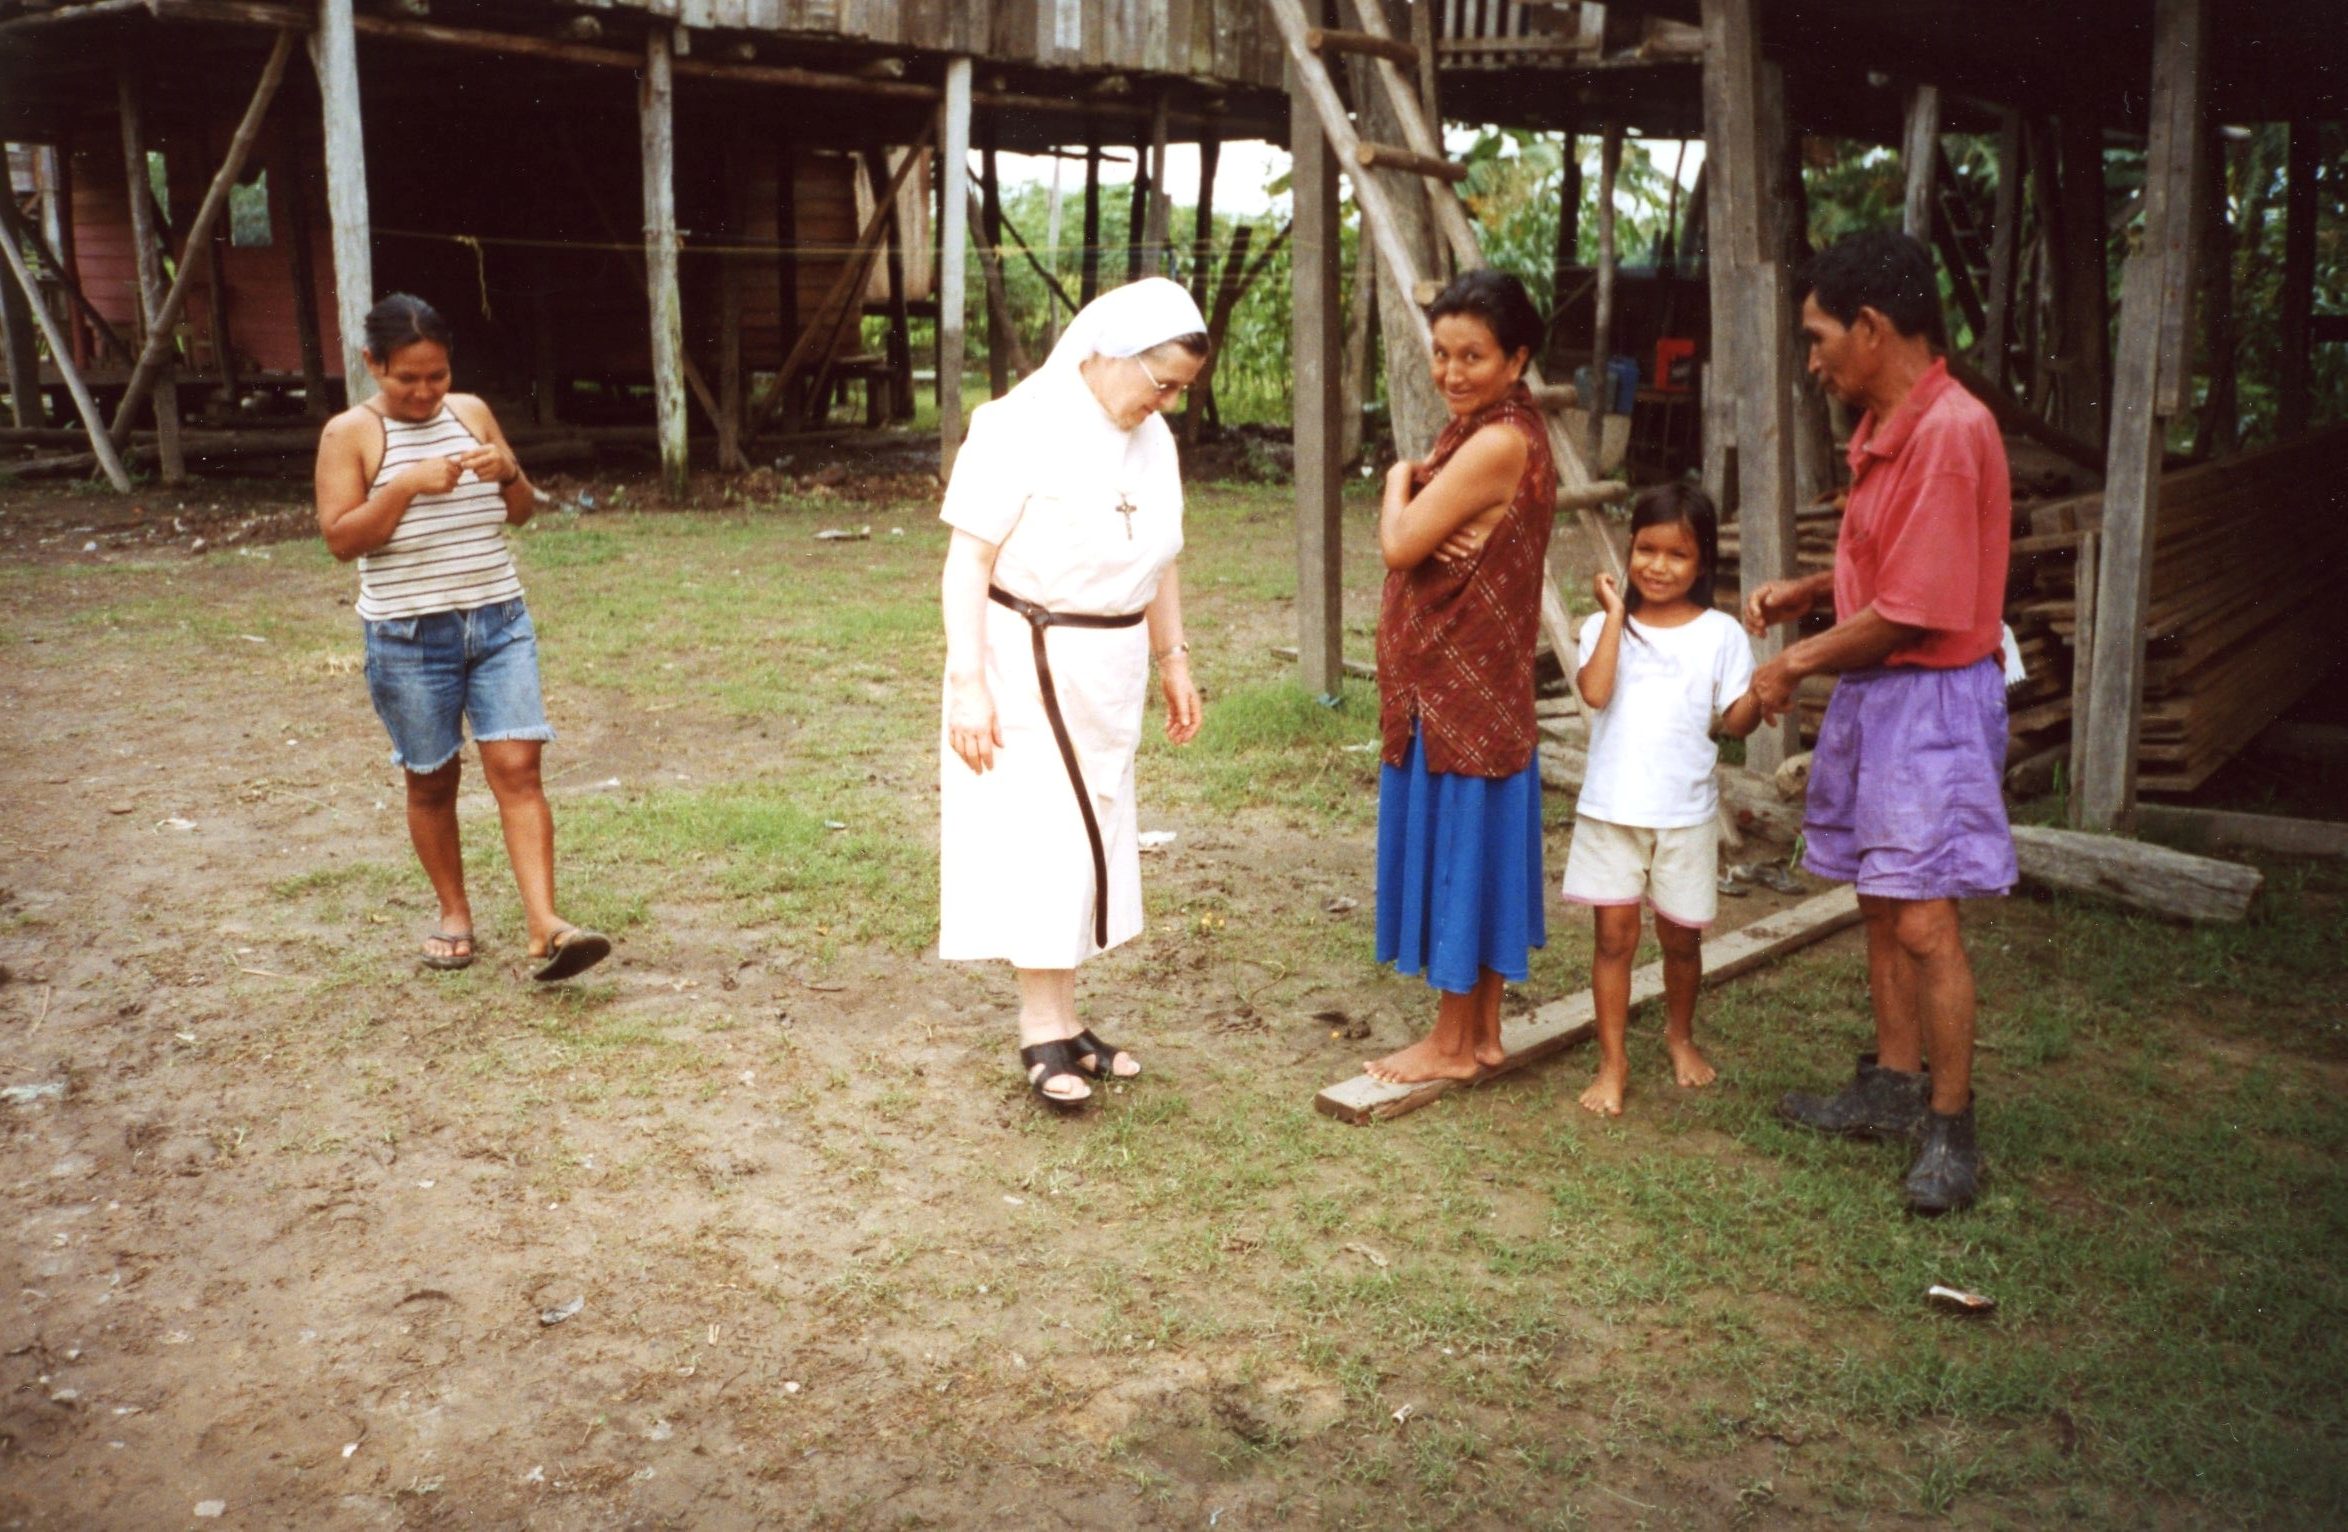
left=1944, top=353, right=2105, bottom=477
left=640, top=27, right=686, bottom=500
left=2278, top=117, right=2317, bottom=439
left=117, top=65, right=185, bottom=483
left=1901, top=85, right=1940, bottom=240
left=980, top=131, right=1009, bottom=396
left=717, top=131, right=748, bottom=475
left=1353, top=142, right=1467, bottom=184
left=105, top=28, right=293, bottom=445
left=2011, top=821, right=2257, bottom=923
left=774, top=140, right=801, bottom=426
left=277, top=136, right=330, bottom=418
left=937, top=57, right=971, bottom=480
left=2077, top=0, right=2207, bottom=833
left=1143, top=91, right=1171, bottom=278
left=1291, top=61, right=1344, bottom=700
left=1306, top=26, right=1419, bottom=69
left=1316, top=888, right=1863, bottom=1123
left=875, top=146, right=914, bottom=423
left=2135, top=804, right=2348, bottom=862
left=1592, top=123, right=1622, bottom=385
left=0, top=160, right=41, bottom=428
left=1981, top=110, right=2024, bottom=387
left=0, top=215, right=132, bottom=491
left=1079, top=137, right=1101, bottom=306
left=2053, top=115, right=2109, bottom=442
left=1188, top=131, right=1220, bottom=313
left=309, top=0, right=372, bottom=404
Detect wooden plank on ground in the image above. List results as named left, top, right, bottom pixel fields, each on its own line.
left=1315, top=886, right=1862, bottom=1124
left=2010, top=821, right=2259, bottom=922
left=2135, top=804, right=2348, bottom=861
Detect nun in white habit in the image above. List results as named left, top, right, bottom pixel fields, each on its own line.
left=938, top=277, right=1209, bottom=1111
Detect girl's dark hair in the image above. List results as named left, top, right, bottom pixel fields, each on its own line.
left=363, top=293, right=454, bottom=364
left=1623, top=481, right=1719, bottom=616
left=1147, top=331, right=1211, bottom=360
left=1425, top=268, right=1544, bottom=360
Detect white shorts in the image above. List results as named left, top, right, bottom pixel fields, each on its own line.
left=1560, top=814, right=1719, bottom=929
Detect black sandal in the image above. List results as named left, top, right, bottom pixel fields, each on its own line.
left=1071, top=1029, right=1140, bottom=1082
left=1019, top=1039, right=1092, bottom=1112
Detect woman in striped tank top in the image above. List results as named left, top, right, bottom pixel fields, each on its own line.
left=314, top=294, right=609, bottom=982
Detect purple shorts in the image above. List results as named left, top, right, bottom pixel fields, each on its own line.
left=1802, top=657, right=2017, bottom=901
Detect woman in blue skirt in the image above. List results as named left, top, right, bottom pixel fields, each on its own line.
left=1365, top=270, right=1557, bottom=1084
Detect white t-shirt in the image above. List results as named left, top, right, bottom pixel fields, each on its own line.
left=1575, top=607, right=1756, bottom=829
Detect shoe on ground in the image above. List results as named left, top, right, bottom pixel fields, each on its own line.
left=1904, top=1100, right=1982, bottom=1215
left=1776, top=1052, right=1929, bottom=1140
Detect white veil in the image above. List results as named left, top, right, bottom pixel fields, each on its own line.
left=1033, top=276, right=1209, bottom=382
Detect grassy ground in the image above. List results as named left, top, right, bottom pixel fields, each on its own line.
left=0, top=474, right=2342, bottom=1528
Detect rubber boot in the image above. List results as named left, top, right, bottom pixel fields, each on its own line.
left=1903, top=1100, right=1982, bottom=1215
left=1776, top=1053, right=1929, bottom=1140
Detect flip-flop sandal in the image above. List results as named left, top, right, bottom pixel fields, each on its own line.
left=1019, top=1039, right=1092, bottom=1113
left=531, top=928, right=611, bottom=983
left=420, top=930, right=476, bottom=971
left=1070, top=1028, right=1140, bottom=1081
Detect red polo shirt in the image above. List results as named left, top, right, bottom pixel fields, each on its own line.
left=1835, top=359, right=2011, bottom=669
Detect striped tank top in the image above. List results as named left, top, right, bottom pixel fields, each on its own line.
left=353, top=404, right=525, bottom=621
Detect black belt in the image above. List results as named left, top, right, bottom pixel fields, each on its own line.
left=989, top=584, right=1147, bottom=949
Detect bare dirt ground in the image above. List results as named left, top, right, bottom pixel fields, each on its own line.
left=2, top=471, right=2338, bottom=1530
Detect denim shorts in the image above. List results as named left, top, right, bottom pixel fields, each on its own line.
left=362, top=597, right=555, bottom=773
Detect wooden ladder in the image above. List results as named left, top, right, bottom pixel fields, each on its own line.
left=1266, top=0, right=1628, bottom=691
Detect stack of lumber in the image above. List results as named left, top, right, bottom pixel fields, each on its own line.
left=1715, top=425, right=2348, bottom=792
left=2013, top=425, right=2348, bottom=791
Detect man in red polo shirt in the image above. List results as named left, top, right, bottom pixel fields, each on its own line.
left=1746, top=230, right=2016, bottom=1214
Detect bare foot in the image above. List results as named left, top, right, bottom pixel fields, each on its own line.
left=1667, top=1037, right=1717, bottom=1088
left=1578, top=1060, right=1628, bottom=1117
left=1364, top=1035, right=1486, bottom=1084
left=1473, top=1040, right=1508, bottom=1070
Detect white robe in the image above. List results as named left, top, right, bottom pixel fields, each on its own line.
left=937, top=364, right=1185, bottom=968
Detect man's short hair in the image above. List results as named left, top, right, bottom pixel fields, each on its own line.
left=1796, top=230, right=1944, bottom=343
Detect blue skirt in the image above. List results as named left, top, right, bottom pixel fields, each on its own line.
left=1375, top=726, right=1547, bottom=994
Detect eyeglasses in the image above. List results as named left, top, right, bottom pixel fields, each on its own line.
left=1133, top=354, right=1189, bottom=399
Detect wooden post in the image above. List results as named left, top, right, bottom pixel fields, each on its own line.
left=1125, top=127, right=1149, bottom=283
left=0, top=216, right=132, bottom=491
left=117, top=65, right=185, bottom=482
left=937, top=56, right=971, bottom=478
left=639, top=27, right=686, bottom=500
left=2193, top=113, right=2237, bottom=455
left=310, top=0, right=373, bottom=404
left=1981, top=110, right=2024, bottom=388
left=1189, top=132, right=1220, bottom=310
left=2078, top=0, right=2206, bottom=833
left=981, top=130, right=1009, bottom=396
left=1291, top=63, right=1344, bottom=699
left=1, top=144, right=44, bottom=428
left=1901, top=85, right=1940, bottom=240
left=1338, top=226, right=1375, bottom=464
left=775, top=140, right=802, bottom=425
left=1042, top=150, right=1065, bottom=353
left=2054, top=115, right=2109, bottom=443
left=1142, top=91, right=1171, bottom=278
left=1701, top=0, right=1798, bottom=771
left=204, top=160, right=239, bottom=402
left=876, top=147, right=914, bottom=422
left=278, top=138, right=331, bottom=418
left=1592, top=123, right=1622, bottom=387
left=1552, top=131, right=1581, bottom=304
left=1080, top=137, right=1102, bottom=305
left=106, top=30, right=294, bottom=445
left=718, top=132, right=747, bottom=473
left=2278, top=117, right=2317, bottom=440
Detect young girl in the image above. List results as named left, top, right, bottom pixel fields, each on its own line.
left=1564, top=484, right=1761, bottom=1115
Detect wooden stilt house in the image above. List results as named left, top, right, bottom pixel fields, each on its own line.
left=0, top=0, right=1292, bottom=491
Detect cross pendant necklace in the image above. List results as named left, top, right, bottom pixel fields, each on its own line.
left=1113, top=492, right=1139, bottom=541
